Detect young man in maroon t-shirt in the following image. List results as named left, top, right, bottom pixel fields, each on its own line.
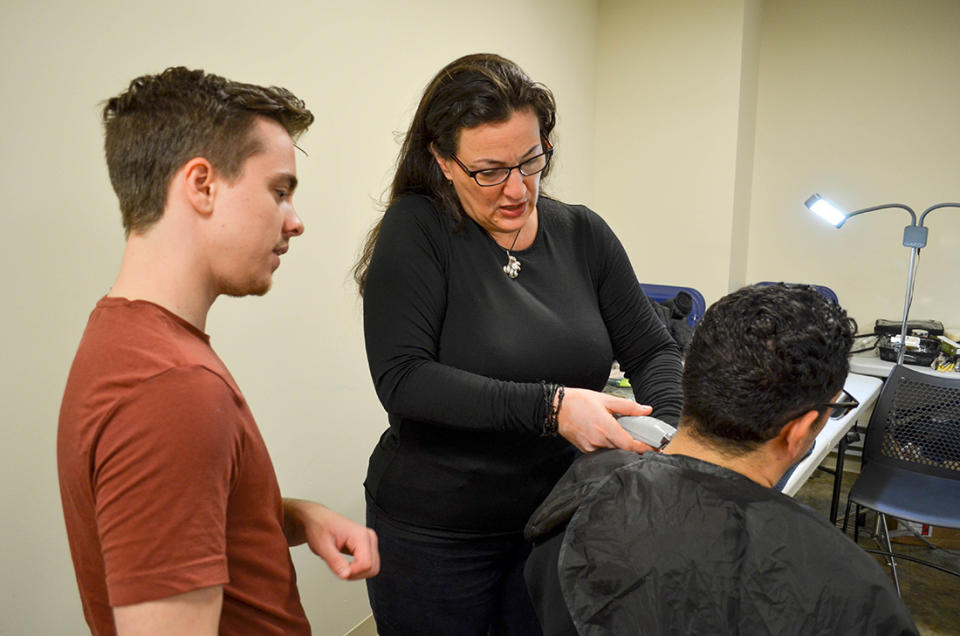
left=58, top=67, right=379, bottom=635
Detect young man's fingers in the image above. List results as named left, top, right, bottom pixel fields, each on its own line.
left=315, top=537, right=352, bottom=579
left=343, top=530, right=380, bottom=579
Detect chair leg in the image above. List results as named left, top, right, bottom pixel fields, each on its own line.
left=842, top=498, right=852, bottom=534
left=853, top=503, right=861, bottom=544
left=878, top=513, right=902, bottom=597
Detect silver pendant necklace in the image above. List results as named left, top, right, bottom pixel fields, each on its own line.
left=502, top=229, right=522, bottom=279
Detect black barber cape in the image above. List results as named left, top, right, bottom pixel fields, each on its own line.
left=523, top=451, right=917, bottom=636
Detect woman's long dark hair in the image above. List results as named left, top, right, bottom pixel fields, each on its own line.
left=353, top=53, right=557, bottom=294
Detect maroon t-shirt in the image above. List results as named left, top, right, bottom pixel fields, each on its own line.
left=58, top=297, right=310, bottom=635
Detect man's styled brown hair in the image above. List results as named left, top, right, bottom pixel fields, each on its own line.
left=102, top=66, right=314, bottom=235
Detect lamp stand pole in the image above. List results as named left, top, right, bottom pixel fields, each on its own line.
left=896, top=247, right=921, bottom=366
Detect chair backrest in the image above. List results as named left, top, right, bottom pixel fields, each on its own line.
left=638, top=283, right=706, bottom=328
left=753, top=281, right=839, bottom=304
left=862, top=364, right=960, bottom=481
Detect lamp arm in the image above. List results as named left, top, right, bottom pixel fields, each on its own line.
left=842, top=203, right=917, bottom=226
left=895, top=202, right=960, bottom=364
left=805, top=197, right=957, bottom=367
left=918, top=202, right=960, bottom=226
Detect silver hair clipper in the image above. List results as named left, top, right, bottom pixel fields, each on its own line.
left=615, top=415, right=676, bottom=450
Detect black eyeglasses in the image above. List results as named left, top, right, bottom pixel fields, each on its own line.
left=451, top=138, right=554, bottom=187
left=821, top=389, right=859, bottom=419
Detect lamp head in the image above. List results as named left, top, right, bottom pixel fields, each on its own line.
left=805, top=194, right=846, bottom=227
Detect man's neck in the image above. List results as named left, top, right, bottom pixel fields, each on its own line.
left=662, top=428, right=783, bottom=488
left=109, top=227, right=216, bottom=332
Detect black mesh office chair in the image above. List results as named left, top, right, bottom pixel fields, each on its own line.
left=842, top=364, right=960, bottom=595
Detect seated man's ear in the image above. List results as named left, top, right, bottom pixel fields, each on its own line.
left=778, top=410, right=826, bottom=462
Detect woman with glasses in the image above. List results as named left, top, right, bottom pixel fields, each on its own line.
left=353, top=53, right=682, bottom=635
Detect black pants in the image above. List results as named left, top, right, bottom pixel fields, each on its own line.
left=366, top=501, right=542, bottom=636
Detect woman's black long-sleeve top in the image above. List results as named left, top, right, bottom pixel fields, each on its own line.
left=362, top=194, right=682, bottom=534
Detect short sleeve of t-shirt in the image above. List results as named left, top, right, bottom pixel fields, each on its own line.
left=93, top=365, right=242, bottom=606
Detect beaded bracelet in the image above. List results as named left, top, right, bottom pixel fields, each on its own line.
left=540, top=382, right=565, bottom=437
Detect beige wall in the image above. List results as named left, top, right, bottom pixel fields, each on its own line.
left=595, top=0, right=960, bottom=327
left=594, top=0, right=762, bottom=306
left=746, top=0, right=960, bottom=331
left=0, top=2, right=598, bottom=634
left=3, top=1, right=959, bottom=634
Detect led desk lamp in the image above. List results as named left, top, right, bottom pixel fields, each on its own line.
left=804, top=194, right=960, bottom=365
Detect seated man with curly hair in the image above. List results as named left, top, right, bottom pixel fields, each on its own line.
left=524, top=284, right=917, bottom=635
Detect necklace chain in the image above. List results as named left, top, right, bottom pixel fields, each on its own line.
left=502, top=229, right=522, bottom=279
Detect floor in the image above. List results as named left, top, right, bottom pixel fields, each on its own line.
left=794, top=469, right=960, bottom=635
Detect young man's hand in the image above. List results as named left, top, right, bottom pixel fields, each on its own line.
left=283, top=498, right=380, bottom=580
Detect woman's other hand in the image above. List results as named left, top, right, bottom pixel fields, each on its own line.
left=557, top=388, right=657, bottom=454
